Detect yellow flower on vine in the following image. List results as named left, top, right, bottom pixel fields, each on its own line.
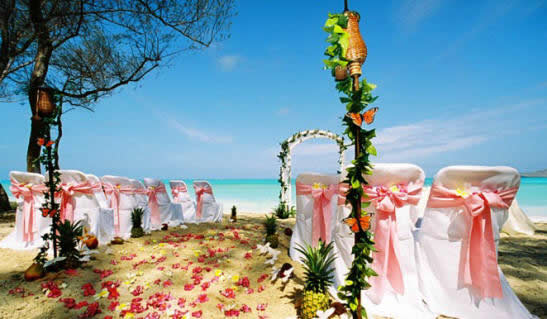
left=389, top=185, right=400, bottom=193
left=456, top=188, right=469, bottom=198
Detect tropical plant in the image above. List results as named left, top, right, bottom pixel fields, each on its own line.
left=295, top=241, right=336, bottom=319
left=272, top=202, right=295, bottom=219
left=131, top=207, right=145, bottom=238
left=231, top=205, right=237, bottom=222
left=264, top=214, right=279, bottom=248
left=57, top=220, right=83, bottom=269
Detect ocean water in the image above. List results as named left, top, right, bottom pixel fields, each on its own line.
left=2, top=177, right=546, bottom=217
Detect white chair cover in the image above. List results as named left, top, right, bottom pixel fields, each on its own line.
left=86, top=174, right=109, bottom=209
left=101, top=175, right=137, bottom=239
left=143, top=178, right=184, bottom=229
left=0, top=171, right=51, bottom=250
left=192, top=181, right=223, bottom=223
left=289, top=173, right=340, bottom=263
left=415, top=166, right=536, bottom=319
left=170, top=180, right=197, bottom=223
left=56, top=170, right=114, bottom=246
left=357, top=164, right=432, bottom=319
left=501, top=199, right=536, bottom=236
left=129, top=179, right=151, bottom=233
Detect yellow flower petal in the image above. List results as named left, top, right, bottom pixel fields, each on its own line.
left=389, top=185, right=400, bottom=193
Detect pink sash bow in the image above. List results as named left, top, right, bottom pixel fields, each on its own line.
left=427, top=184, right=518, bottom=299
left=364, top=183, right=422, bottom=302
left=10, top=179, right=48, bottom=242
left=295, top=182, right=339, bottom=246
left=57, top=181, right=96, bottom=223
left=102, top=182, right=136, bottom=235
left=194, top=186, right=213, bottom=219
left=147, top=184, right=166, bottom=226
left=171, top=185, right=188, bottom=203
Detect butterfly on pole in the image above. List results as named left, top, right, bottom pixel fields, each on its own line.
left=346, top=107, right=379, bottom=127
left=343, top=214, right=371, bottom=232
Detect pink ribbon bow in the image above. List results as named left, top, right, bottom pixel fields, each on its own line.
left=57, top=181, right=96, bottom=223
left=9, top=179, right=48, bottom=242
left=364, top=183, right=422, bottom=302
left=171, top=185, right=188, bottom=203
left=147, top=184, right=166, bottom=226
left=427, top=184, right=518, bottom=299
left=296, top=182, right=339, bottom=246
left=194, top=185, right=213, bottom=219
left=102, top=182, right=136, bottom=235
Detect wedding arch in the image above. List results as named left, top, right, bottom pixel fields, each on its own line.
left=278, top=129, right=347, bottom=206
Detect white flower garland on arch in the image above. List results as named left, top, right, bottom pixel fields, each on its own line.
left=278, top=129, right=347, bottom=207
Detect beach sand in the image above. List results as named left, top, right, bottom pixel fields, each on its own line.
left=0, top=212, right=544, bottom=319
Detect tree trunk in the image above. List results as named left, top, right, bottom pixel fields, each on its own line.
left=26, top=0, right=53, bottom=173
left=0, top=184, right=11, bottom=212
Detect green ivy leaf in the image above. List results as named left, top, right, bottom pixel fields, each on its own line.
left=366, top=144, right=377, bottom=156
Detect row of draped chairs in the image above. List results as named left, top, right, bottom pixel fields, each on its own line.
left=0, top=170, right=223, bottom=250
left=289, top=164, right=537, bottom=319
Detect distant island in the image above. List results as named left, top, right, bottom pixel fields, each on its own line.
left=523, top=169, right=547, bottom=177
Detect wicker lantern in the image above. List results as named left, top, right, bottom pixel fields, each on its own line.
left=344, top=11, right=367, bottom=77
left=35, top=87, right=55, bottom=119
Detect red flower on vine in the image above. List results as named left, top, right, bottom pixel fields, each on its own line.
left=37, top=138, right=45, bottom=146
left=41, top=208, right=57, bottom=218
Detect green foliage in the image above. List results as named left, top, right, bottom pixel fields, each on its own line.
left=295, top=241, right=336, bottom=293
left=273, top=202, right=295, bottom=219
left=323, top=11, right=379, bottom=318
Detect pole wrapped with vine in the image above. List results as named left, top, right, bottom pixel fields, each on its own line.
left=323, top=10, right=378, bottom=319
left=34, top=90, right=63, bottom=260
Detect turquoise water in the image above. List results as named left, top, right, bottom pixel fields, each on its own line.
left=2, top=177, right=546, bottom=217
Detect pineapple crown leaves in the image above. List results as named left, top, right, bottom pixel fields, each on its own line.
left=131, top=207, right=145, bottom=228
left=264, top=214, right=278, bottom=235
left=57, top=220, right=83, bottom=262
left=295, top=241, right=337, bottom=293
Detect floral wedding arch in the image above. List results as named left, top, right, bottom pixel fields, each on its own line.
left=277, top=129, right=347, bottom=206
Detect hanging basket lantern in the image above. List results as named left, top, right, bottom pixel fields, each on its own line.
left=344, top=11, right=367, bottom=77
left=35, top=87, right=56, bottom=119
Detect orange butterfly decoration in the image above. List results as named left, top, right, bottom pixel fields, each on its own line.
left=343, top=214, right=371, bottom=232
left=347, top=107, right=379, bottom=127
left=41, top=208, right=57, bottom=218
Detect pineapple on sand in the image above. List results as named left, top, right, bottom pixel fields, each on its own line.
left=131, top=208, right=145, bottom=238
left=264, top=214, right=279, bottom=248
left=295, top=241, right=336, bottom=319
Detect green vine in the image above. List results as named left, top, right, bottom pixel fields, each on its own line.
left=323, top=13, right=378, bottom=318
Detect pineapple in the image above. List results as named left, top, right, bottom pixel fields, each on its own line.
left=295, top=241, right=336, bottom=319
left=264, top=214, right=279, bottom=248
left=131, top=207, right=145, bottom=238
left=58, top=220, right=83, bottom=269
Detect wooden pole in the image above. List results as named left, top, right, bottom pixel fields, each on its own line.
left=352, top=74, right=363, bottom=319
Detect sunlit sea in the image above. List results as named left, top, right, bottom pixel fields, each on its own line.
left=2, top=177, right=546, bottom=217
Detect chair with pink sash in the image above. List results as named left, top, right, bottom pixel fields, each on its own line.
left=342, top=163, right=432, bottom=318
left=86, top=174, right=109, bottom=209
left=143, top=178, right=184, bottom=229
left=192, top=181, right=222, bottom=223
left=415, top=166, right=536, bottom=319
left=289, top=173, right=341, bottom=263
left=101, top=175, right=138, bottom=239
left=55, top=170, right=114, bottom=246
left=170, top=180, right=196, bottom=223
left=0, top=171, right=51, bottom=250
left=129, top=179, right=151, bottom=233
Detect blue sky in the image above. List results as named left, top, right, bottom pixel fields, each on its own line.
left=1, top=0, right=546, bottom=179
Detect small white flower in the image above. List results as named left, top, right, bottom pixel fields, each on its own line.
left=281, top=267, right=293, bottom=283
left=257, top=242, right=271, bottom=255
left=267, top=247, right=281, bottom=259
left=180, top=225, right=188, bottom=229
left=315, top=308, right=335, bottom=319
left=264, top=257, right=277, bottom=266
left=271, top=267, right=280, bottom=281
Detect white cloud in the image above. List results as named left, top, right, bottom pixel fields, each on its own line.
left=374, top=99, right=545, bottom=161
left=217, top=55, right=241, bottom=71
left=168, top=118, right=233, bottom=144
left=397, top=0, right=445, bottom=32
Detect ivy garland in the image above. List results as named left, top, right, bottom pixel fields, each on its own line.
left=323, top=13, right=378, bottom=318
left=277, top=129, right=347, bottom=209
